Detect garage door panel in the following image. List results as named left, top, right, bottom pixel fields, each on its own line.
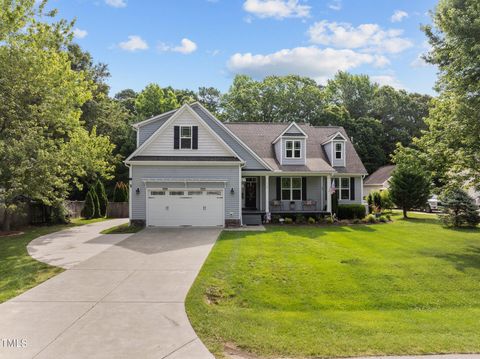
left=147, top=189, right=224, bottom=227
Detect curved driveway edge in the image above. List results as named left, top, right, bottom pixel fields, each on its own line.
left=27, top=218, right=130, bottom=269
left=0, top=223, right=219, bottom=359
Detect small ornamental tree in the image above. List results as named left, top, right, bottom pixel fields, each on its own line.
left=95, top=180, right=108, bottom=217
left=389, top=167, right=431, bottom=219
left=82, top=190, right=96, bottom=219
left=439, top=188, right=480, bottom=228
left=113, top=182, right=128, bottom=202
left=367, top=191, right=383, bottom=213
left=91, top=187, right=101, bottom=218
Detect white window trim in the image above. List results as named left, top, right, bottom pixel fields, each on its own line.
left=335, top=142, right=344, bottom=160
left=281, top=177, right=302, bottom=201
left=334, top=177, right=350, bottom=200
left=285, top=140, right=302, bottom=159
left=180, top=125, right=193, bottom=150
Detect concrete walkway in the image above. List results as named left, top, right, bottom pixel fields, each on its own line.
left=0, top=222, right=219, bottom=359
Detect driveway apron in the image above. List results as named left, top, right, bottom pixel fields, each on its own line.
left=0, top=223, right=219, bottom=359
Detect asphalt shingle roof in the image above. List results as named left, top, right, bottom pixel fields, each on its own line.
left=364, top=165, right=396, bottom=185
left=224, top=122, right=367, bottom=174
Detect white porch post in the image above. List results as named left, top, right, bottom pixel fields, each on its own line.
left=326, top=175, right=332, bottom=213
left=265, top=175, right=270, bottom=222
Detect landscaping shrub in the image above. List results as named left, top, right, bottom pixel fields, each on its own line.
left=367, top=191, right=382, bottom=213
left=380, top=190, right=394, bottom=210
left=379, top=216, right=388, bottom=223
left=296, top=214, right=306, bottom=224
left=51, top=202, right=69, bottom=224
left=325, top=216, right=334, bottom=224
left=284, top=217, right=293, bottom=224
left=95, top=180, right=108, bottom=218
left=308, top=217, right=316, bottom=224
left=365, top=214, right=376, bottom=223
left=82, top=190, right=96, bottom=219
left=337, top=204, right=366, bottom=220
left=439, top=188, right=480, bottom=228
left=352, top=218, right=361, bottom=224
left=271, top=214, right=281, bottom=224
left=385, top=214, right=392, bottom=221
left=113, top=181, right=129, bottom=202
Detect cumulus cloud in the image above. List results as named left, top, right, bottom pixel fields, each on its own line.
left=243, top=0, right=310, bottom=19
left=307, top=20, right=413, bottom=54
left=371, top=75, right=404, bottom=89
left=158, top=38, right=198, bottom=54
left=391, top=10, right=408, bottom=23
left=105, top=0, right=126, bottom=8
left=73, top=28, right=88, bottom=39
left=118, top=35, right=149, bottom=52
left=328, top=0, right=342, bottom=11
left=227, top=46, right=388, bottom=83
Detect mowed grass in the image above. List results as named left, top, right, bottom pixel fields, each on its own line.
left=186, top=212, right=480, bottom=358
left=0, top=218, right=107, bottom=303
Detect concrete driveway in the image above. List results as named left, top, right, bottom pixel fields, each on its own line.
left=0, top=222, right=220, bottom=359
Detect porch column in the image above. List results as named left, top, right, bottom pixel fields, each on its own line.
left=326, top=175, right=332, bottom=213
left=265, top=175, right=270, bottom=222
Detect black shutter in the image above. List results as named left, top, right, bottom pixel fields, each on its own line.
left=302, top=177, right=307, bottom=200
left=173, top=126, right=180, bottom=149
left=350, top=177, right=355, bottom=200
left=192, top=126, right=198, bottom=149
left=276, top=177, right=281, bottom=200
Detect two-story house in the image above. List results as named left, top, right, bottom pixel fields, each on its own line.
left=125, top=103, right=367, bottom=227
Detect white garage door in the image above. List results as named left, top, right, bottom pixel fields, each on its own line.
left=146, top=189, right=224, bottom=227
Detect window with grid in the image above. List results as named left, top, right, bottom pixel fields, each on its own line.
left=281, top=177, right=302, bottom=200
left=334, top=177, right=350, bottom=200
left=335, top=142, right=343, bottom=159
left=285, top=140, right=301, bottom=158
left=180, top=126, right=192, bottom=149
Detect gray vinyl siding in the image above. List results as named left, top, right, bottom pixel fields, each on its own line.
left=191, top=105, right=267, bottom=170
left=337, top=175, right=363, bottom=204
left=281, top=138, right=306, bottom=165
left=268, top=176, right=325, bottom=211
left=131, top=165, right=240, bottom=221
left=138, top=117, right=170, bottom=146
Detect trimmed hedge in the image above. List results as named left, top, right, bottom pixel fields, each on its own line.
left=337, top=204, right=366, bottom=220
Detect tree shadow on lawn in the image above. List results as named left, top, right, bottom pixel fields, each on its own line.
left=431, top=245, right=480, bottom=272
left=253, top=224, right=378, bottom=240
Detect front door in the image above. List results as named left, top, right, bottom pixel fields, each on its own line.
left=244, top=177, right=257, bottom=209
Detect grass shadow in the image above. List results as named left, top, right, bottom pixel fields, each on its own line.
left=433, top=245, right=480, bottom=272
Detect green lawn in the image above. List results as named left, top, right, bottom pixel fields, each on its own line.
left=186, top=212, right=480, bottom=358
left=0, top=218, right=106, bottom=303
left=100, top=222, right=143, bottom=234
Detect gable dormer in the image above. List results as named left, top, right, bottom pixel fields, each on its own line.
left=272, top=122, right=308, bottom=165
left=322, top=131, right=347, bottom=167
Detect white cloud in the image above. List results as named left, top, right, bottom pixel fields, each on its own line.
left=227, top=46, right=388, bottom=83
left=243, top=0, right=310, bottom=19
left=307, top=20, right=413, bottom=54
left=158, top=38, right=198, bottom=54
left=118, top=35, right=148, bottom=52
left=105, top=0, right=126, bottom=8
left=391, top=10, right=408, bottom=23
left=371, top=75, right=404, bottom=89
left=328, top=0, right=342, bottom=11
left=73, top=28, right=88, bottom=39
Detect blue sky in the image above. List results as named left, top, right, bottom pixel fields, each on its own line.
left=52, top=0, right=439, bottom=96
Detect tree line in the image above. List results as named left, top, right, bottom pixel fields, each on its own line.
left=1, top=0, right=478, bottom=230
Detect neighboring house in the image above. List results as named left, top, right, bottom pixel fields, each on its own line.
left=363, top=165, right=396, bottom=198
left=125, top=103, right=367, bottom=227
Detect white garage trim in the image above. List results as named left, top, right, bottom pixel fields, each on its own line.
left=146, top=188, right=225, bottom=227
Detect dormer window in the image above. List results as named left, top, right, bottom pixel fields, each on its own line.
left=285, top=140, right=301, bottom=158
left=335, top=142, right=343, bottom=160
left=180, top=126, right=192, bottom=149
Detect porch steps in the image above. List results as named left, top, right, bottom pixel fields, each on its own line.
left=243, top=214, right=263, bottom=226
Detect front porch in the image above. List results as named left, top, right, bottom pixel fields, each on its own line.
left=241, top=174, right=333, bottom=224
